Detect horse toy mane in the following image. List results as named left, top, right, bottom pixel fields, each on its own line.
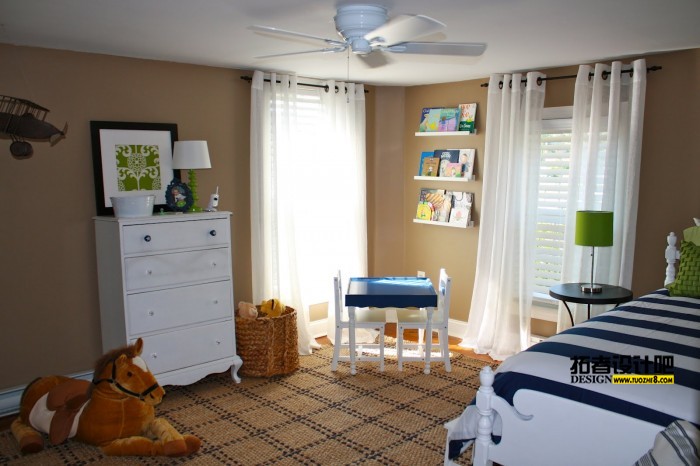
left=11, top=338, right=201, bottom=457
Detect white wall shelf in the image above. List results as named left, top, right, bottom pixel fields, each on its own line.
left=414, top=175, right=475, bottom=182
left=414, top=131, right=477, bottom=137
left=413, top=219, right=475, bottom=228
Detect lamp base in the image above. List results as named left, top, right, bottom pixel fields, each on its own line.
left=581, top=283, right=603, bottom=293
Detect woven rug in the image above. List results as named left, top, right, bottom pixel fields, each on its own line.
left=0, top=340, right=495, bottom=465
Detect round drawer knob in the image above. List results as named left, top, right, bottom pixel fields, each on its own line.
left=215, top=340, right=221, bottom=345
left=147, top=270, right=153, bottom=275
left=209, top=230, right=217, bottom=237
left=148, top=310, right=155, bottom=317
left=151, top=353, right=158, bottom=359
left=211, top=262, right=217, bottom=267
left=213, top=299, right=219, bottom=305
left=144, top=235, right=152, bottom=242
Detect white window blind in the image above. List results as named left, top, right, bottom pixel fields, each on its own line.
left=533, top=110, right=572, bottom=296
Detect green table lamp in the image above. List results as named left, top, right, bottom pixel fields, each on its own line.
left=173, top=140, right=211, bottom=212
left=575, top=210, right=613, bottom=293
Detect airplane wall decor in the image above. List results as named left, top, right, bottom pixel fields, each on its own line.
left=0, top=95, right=67, bottom=159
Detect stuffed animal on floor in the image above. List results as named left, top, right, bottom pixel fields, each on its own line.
left=237, top=301, right=258, bottom=319
left=259, top=298, right=285, bottom=318
left=11, top=338, right=201, bottom=457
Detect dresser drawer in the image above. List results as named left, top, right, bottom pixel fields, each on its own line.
left=127, top=281, right=232, bottom=335
left=137, top=321, right=235, bottom=376
left=125, top=248, right=230, bottom=291
left=122, top=218, right=230, bottom=254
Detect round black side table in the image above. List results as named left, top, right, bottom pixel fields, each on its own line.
left=549, top=283, right=633, bottom=326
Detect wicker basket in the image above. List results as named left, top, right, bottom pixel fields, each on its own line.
left=235, top=305, right=299, bottom=377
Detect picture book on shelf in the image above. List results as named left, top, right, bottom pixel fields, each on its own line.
left=416, top=189, right=452, bottom=222
left=417, top=151, right=435, bottom=175
left=418, top=107, right=442, bottom=132
left=420, top=157, right=440, bottom=176
left=448, top=191, right=473, bottom=226
left=438, top=107, right=459, bottom=132
left=460, top=148, right=476, bottom=179
left=458, top=103, right=477, bottom=133
left=443, top=162, right=463, bottom=178
left=434, top=149, right=460, bottom=177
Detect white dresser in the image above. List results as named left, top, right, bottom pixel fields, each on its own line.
left=93, top=211, right=242, bottom=385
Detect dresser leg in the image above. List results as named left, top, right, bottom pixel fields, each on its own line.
left=230, top=356, right=243, bottom=383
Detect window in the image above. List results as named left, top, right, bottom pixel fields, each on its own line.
left=533, top=107, right=573, bottom=298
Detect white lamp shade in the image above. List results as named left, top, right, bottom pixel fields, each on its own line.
left=172, top=140, right=211, bottom=169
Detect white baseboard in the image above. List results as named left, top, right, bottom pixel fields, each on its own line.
left=0, top=371, right=93, bottom=418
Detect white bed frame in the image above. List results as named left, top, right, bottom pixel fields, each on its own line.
left=445, top=232, right=681, bottom=466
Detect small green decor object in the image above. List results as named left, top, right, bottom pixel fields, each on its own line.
left=165, top=179, right=193, bottom=213
left=668, top=241, right=700, bottom=298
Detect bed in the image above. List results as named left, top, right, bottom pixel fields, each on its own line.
left=445, top=226, right=700, bottom=466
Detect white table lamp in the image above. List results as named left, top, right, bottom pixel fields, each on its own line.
left=172, top=140, right=211, bottom=212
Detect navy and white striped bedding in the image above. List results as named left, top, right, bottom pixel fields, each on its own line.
left=448, top=289, right=700, bottom=460
left=492, top=289, right=700, bottom=428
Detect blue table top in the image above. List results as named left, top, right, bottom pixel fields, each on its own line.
left=345, top=276, right=437, bottom=308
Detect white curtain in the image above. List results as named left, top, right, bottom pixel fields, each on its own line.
left=459, top=72, right=546, bottom=360
left=249, top=71, right=367, bottom=354
left=557, top=59, right=647, bottom=330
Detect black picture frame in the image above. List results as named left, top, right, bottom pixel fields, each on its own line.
left=165, top=179, right=194, bottom=212
left=90, top=121, right=179, bottom=216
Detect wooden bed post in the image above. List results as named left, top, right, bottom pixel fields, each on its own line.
left=665, top=232, right=679, bottom=285
left=473, top=366, right=496, bottom=466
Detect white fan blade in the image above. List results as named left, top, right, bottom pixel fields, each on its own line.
left=385, top=42, right=487, bottom=56
left=365, top=14, right=445, bottom=46
left=255, top=46, right=346, bottom=59
left=250, top=25, right=346, bottom=47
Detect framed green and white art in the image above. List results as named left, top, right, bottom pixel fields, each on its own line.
left=90, top=121, right=179, bottom=216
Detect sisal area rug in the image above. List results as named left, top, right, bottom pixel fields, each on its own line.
left=0, top=341, right=495, bottom=465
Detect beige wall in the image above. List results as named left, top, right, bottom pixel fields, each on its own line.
left=0, top=45, right=258, bottom=388
left=1, top=43, right=698, bottom=390
left=370, top=48, right=700, bottom=331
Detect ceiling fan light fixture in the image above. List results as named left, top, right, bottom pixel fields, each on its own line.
left=350, top=38, right=372, bottom=54
left=334, top=4, right=387, bottom=43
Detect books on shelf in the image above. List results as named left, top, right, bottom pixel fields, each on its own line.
left=420, top=156, right=440, bottom=176
left=449, top=192, right=474, bottom=226
left=418, top=107, right=460, bottom=132
left=418, top=107, right=442, bottom=132
left=458, top=103, right=477, bottom=133
left=418, top=148, right=475, bottom=179
left=460, top=148, right=476, bottom=179
left=418, top=151, right=435, bottom=176
left=418, top=104, right=477, bottom=133
left=416, top=189, right=472, bottom=225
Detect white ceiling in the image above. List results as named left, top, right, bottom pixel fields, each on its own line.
left=1, top=0, right=699, bottom=86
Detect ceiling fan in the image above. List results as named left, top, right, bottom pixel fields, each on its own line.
left=250, top=4, right=486, bottom=61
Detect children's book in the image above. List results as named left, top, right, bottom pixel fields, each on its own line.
left=438, top=107, right=459, bottom=132
left=418, top=107, right=442, bottom=132
left=459, top=149, right=476, bottom=179
left=417, top=151, right=435, bottom=175
left=434, top=149, right=461, bottom=177
left=458, top=103, right=477, bottom=133
left=420, top=157, right=440, bottom=176
left=417, top=189, right=451, bottom=222
left=448, top=191, right=473, bottom=226
left=443, top=162, right=464, bottom=178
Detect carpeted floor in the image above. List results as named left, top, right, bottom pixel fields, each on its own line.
left=0, top=340, right=496, bottom=465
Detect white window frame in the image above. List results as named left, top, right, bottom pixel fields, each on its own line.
left=531, top=106, right=573, bottom=322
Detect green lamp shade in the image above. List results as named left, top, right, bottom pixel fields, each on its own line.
left=575, top=211, right=613, bottom=247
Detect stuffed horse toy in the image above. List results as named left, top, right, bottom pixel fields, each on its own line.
left=11, top=338, right=201, bottom=456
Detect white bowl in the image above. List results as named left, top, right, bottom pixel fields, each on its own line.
left=111, top=195, right=155, bottom=218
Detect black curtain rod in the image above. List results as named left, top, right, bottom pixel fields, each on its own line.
left=480, top=65, right=662, bottom=88
left=240, top=75, right=369, bottom=93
